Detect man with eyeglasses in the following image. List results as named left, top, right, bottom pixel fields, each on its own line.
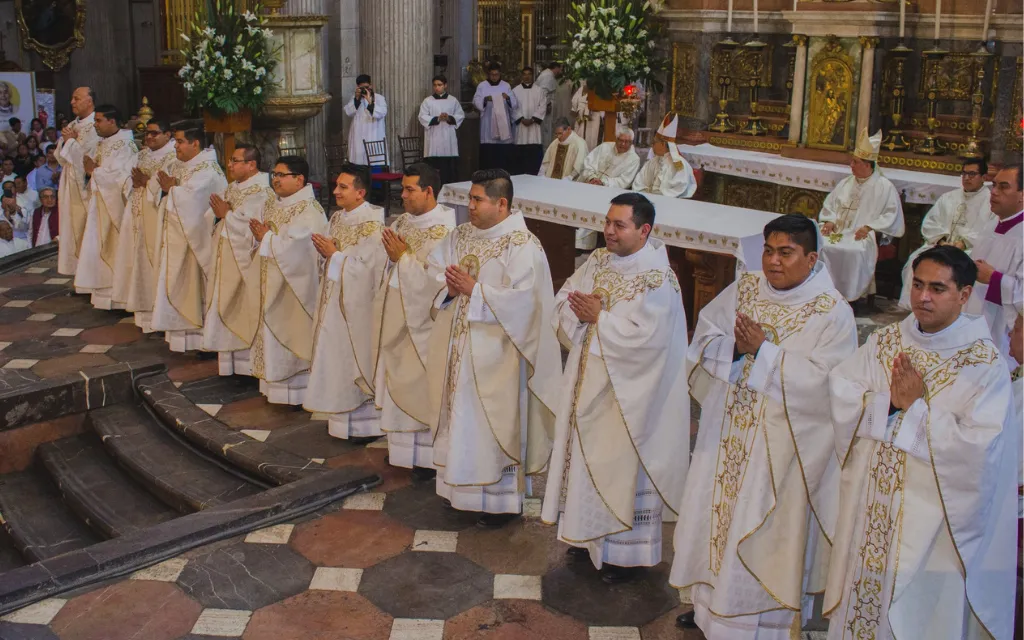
left=202, top=143, right=273, bottom=375
left=898, top=158, right=995, bottom=309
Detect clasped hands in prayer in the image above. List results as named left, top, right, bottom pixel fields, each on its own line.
left=82, top=155, right=96, bottom=177
left=381, top=228, right=408, bottom=262
left=210, top=194, right=231, bottom=220
left=568, top=291, right=602, bottom=324
left=734, top=313, right=766, bottom=355
left=889, top=352, right=925, bottom=410
left=130, top=167, right=150, bottom=190
left=156, top=170, right=178, bottom=193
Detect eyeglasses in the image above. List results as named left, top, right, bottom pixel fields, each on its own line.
left=144, top=131, right=164, bottom=137
left=961, top=171, right=982, bottom=177
left=272, top=172, right=299, bottom=179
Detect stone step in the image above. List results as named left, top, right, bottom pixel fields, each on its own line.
left=89, top=403, right=263, bottom=513
left=38, top=434, right=178, bottom=539
left=0, top=466, right=102, bottom=562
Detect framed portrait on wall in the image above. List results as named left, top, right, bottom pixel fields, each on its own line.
left=14, top=0, right=86, bottom=71
left=0, top=73, right=38, bottom=131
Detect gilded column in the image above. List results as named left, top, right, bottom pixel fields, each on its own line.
left=359, top=0, right=436, bottom=168
left=787, top=35, right=808, bottom=145
left=856, top=37, right=879, bottom=140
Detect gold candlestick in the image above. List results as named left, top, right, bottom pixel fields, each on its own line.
left=881, top=44, right=912, bottom=152
left=708, top=36, right=739, bottom=133
left=915, top=46, right=948, bottom=156
left=962, top=50, right=992, bottom=160
left=739, top=38, right=768, bottom=136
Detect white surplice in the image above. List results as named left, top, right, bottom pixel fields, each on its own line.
left=899, top=186, right=995, bottom=309
left=571, top=84, right=603, bottom=151
left=579, top=142, right=641, bottom=189
left=965, top=211, right=1023, bottom=366
left=427, top=211, right=562, bottom=514
left=373, top=204, right=457, bottom=469
left=303, top=201, right=387, bottom=437
left=670, top=265, right=858, bottom=640
left=344, top=93, right=388, bottom=165
left=418, top=94, right=465, bottom=158
left=541, top=240, right=690, bottom=570
left=632, top=148, right=697, bottom=199
left=826, top=314, right=1017, bottom=640
left=512, top=83, right=547, bottom=147
left=73, top=129, right=138, bottom=310
left=817, top=169, right=904, bottom=301
left=56, top=112, right=99, bottom=277
left=473, top=81, right=518, bottom=145
left=535, top=68, right=558, bottom=148
left=252, top=184, right=328, bottom=405
left=202, top=172, right=273, bottom=375
left=539, top=131, right=589, bottom=181
left=11, top=189, right=39, bottom=251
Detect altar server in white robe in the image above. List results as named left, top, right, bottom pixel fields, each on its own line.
left=899, top=157, right=994, bottom=309
left=8, top=175, right=39, bottom=252
left=571, top=82, right=603, bottom=152
left=152, top=126, right=227, bottom=352
left=542, top=192, right=690, bottom=584
left=817, top=129, right=904, bottom=302
left=427, top=168, right=562, bottom=528
left=967, top=164, right=1023, bottom=366
left=121, top=119, right=177, bottom=330
left=202, top=143, right=272, bottom=375
left=473, top=64, right=518, bottom=172
left=372, top=163, right=456, bottom=477
left=247, top=156, right=327, bottom=404
left=632, top=114, right=697, bottom=199
left=305, top=163, right=386, bottom=437
left=1009, top=312, right=1022, bottom=524
left=344, top=74, right=387, bottom=167
left=539, top=118, right=589, bottom=182
left=418, top=74, right=465, bottom=189
left=75, top=106, right=137, bottom=310
left=671, top=214, right=858, bottom=638
left=56, top=87, right=99, bottom=277
left=826, top=245, right=1017, bottom=640
left=576, top=128, right=642, bottom=250
left=535, top=61, right=563, bottom=148
left=512, top=67, right=548, bottom=176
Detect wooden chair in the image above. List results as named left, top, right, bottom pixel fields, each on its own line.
left=363, top=139, right=403, bottom=216
left=398, top=136, right=423, bottom=171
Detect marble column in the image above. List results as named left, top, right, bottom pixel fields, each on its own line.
left=856, top=37, right=878, bottom=140
left=283, top=0, right=328, bottom=183
left=787, top=35, right=808, bottom=145
left=359, top=0, right=436, bottom=168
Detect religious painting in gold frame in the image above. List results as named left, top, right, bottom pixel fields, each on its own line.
left=15, top=0, right=86, bottom=72
left=806, top=36, right=854, bottom=151
left=670, top=42, right=698, bottom=119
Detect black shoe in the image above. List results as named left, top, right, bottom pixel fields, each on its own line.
left=195, top=351, right=217, bottom=360
left=412, top=467, right=437, bottom=481
left=441, top=498, right=454, bottom=510
left=476, top=512, right=520, bottom=529
left=675, top=611, right=697, bottom=629
left=600, top=564, right=637, bottom=584
left=349, top=435, right=382, bottom=445
left=566, top=547, right=590, bottom=561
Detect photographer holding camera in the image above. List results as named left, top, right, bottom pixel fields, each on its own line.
left=343, top=74, right=388, bottom=168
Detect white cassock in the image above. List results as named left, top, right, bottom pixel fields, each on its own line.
left=304, top=201, right=387, bottom=436
left=56, top=112, right=99, bottom=277
left=473, top=81, right=518, bottom=146
left=670, top=266, right=858, bottom=640
left=74, top=129, right=138, bottom=310
left=151, top=148, right=227, bottom=352
left=512, top=84, right=547, bottom=146
left=252, top=184, right=329, bottom=405
left=632, top=148, right=697, bottom=199
left=826, top=313, right=1017, bottom=640
left=571, top=84, right=603, bottom=151
left=1014, top=365, right=1022, bottom=519
left=202, top=172, right=273, bottom=375
left=344, top=93, right=388, bottom=165
left=427, top=212, right=562, bottom=514
left=541, top=240, right=690, bottom=569
left=12, top=188, right=40, bottom=251
left=539, top=131, right=589, bottom=181
left=372, top=204, right=457, bottom=469
left=418, top=94, right=465, bottom=158
left=899, top=187, right=995, bottom=309
left=965, top=211, right=1023, bottom=365
left=535, top=68, right=558, bottom=148
left=120, top=140, right=178, bottom=331
left=817, top=169, right=904, bottom=302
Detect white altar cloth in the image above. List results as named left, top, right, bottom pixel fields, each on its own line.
left=678, top=143, right=960, bottom=205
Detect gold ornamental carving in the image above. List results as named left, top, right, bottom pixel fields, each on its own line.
left=15, top=0, right=86, bottom=71
left=778, top=187, right=825, bottom=219
left=917, top=53, right=984, bottom=102
left=714, top=44, right=773, bottom=102
left=1007, top=58, right=1022, bottom=153
left=671, top=42, right=699, bottom=119
left=806, top=35, right=855, bottom=152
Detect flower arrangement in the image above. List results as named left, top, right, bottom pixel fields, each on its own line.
left=178, top=0, right=277, bottom=115
left=563, top=0, right=668, bottom=100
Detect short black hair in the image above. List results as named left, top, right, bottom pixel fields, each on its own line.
left=356, top=74, right=371, bottom=85
left=548, top=61, right=563, bottom=70
left=7, top=118, right=18, bottom=127
left=148, top=117, right=172, bottom=133
left=913, top=244, right=977, bottom=289
left=404, top=162, right=441, bottom=197
left=961, top=157, right=988, bottom=177
left=522, top=66, right=533, bottom=73
left=173, top=121, right=208, bottom=148
left=276, top=155, right=308, bottom=186
left=610, top=192, right=655, bottom=229
left=432, top=74, right=447, bottom=84
left=95, top=104, right=121, bottom=126
left=235, top=142, right=261, bottom=168
left=471, top=168, right=513, bottom=205
left=339, top=161, right=370, bottom=192
left=764, top=213, right=818, bottom=254
left=486, top=62, right=501, bottom=72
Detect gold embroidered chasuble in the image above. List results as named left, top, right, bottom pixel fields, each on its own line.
left=56, top=112, right=99, bottom=275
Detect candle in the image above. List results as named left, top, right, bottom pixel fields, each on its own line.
left=934, top=0, right=942, bottom=41
left=980, top=0, right=993, bottom=42
left=727, top=0, right=733, bottom=33
left=899, top=0, right=906, bottom=40
left=753, top=0, right=759, bottom=33
left=793, top=0, right=797, bottom=11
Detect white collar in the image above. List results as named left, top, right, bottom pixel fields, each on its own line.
left=278, top=183, right=316, bottom=207
left=234, top=172, right=268, bottom=190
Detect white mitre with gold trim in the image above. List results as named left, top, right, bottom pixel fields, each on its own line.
left=655, top=112, right=684, bottom=169
left=852, top=128, right=882, bottom=162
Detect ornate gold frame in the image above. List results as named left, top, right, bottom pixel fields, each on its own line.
left=806, top=35, right=855, bottom=152
left=15, top=0, right=86, bottom=71
left=670, top=42, right=699, bottom=119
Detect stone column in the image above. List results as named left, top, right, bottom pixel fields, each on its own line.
left=284, top=0, right=328, bottom=183
left=787, top=35, right=808, bottom=145
left=856, top=37, right=878, bottom=140
left=360, top=0, right=436, bottom=168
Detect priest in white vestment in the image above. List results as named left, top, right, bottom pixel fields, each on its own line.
left=248, top=156, right=328, bottom=405
left=344, top=74, right=387, bottom=167
left=535, top=62, right=563, bottom=148
left=899, top=158, right=994, bottom=309
left=966, top=164, right=1023, bottom=366
left=817, top=129, right=904, bottom=302
left=305, top=163, right=386, bottom=437
left=1009, top=312, right=1022, bottom=524
left=670, top=214, right=858, bottom=638
left=418, top=74, right=465, bottom=188
left=571, top=82, right=603, bottom=151
left=427, top=168, right=562, bottom=528
left=539, top=118, right=588, bottom=182
left=371, top=162, right=456, bottom=477
left=74, top=106, right=137, bottom=310
left=473, top=64, right=518, bottom=172
left=151, top=127, right=227, bottom=352
left=826, top=245, right=1017, bottom=640
left=512, top=67, right=548, bottom=176
left=632, top=114, right=697, bottom=199
left=576, top=128, right=642, bottom=250
left=56, top=87, right=99, bottom=277
left=542, top=193, right=690, bottom=584
left=202, top=143, right=272, bottom=375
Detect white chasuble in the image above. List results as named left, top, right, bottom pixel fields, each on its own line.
left=74, top=129, right=138, bottom=310
left=541, top=240, right=690, bottom=570
left=826, top=314, right=1016, bottom=640
left=202, top=172, right=273, bottom=375
left=579, top=142, right=641, bottom=189
left=56, top=112, right=99, bottom=276
left=418, top=94, right=465, bottom=158
left=817, top=170, right=904, bottom=302
left=540, top=131, right=589, bottom=181
left=372, top=205, right=456, bottom=469
left=512, top=84, right=547, bottom=146
left=252, top=185, right=328, bottom=405
left=965, top=211, right=1023, bottom=366
left=151, top=148, right=227, bottom=352
left=670, top=267, right=858, bottom=640
left=631, top=151, right=697, bottom=199
left=426, top=212, right=562, bottom=514
left=303, top=201, right=386, bottom=436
